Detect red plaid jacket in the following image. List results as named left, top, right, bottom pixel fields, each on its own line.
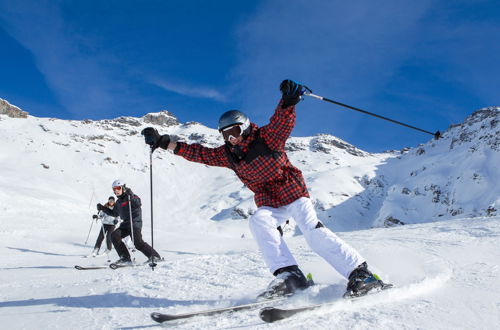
left=174, top=100, right=309, bottom=208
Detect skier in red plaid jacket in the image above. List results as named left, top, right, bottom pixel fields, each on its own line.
left=141, top=80, right=385, bottom=298
left=172, top=102, right=308, bottom=209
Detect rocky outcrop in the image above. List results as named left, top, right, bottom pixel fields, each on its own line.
left=143, top=110, right=179, bottom=126
left=0, top=98, right=28, bottom=118
left=311, top=134, right=368, bottom=156
left=449, top=107, right=499, bottom=151
left=368, top=106, right=500, bottom=227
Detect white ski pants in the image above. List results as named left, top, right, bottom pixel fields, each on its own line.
left=249, top=197, right=365, bottom=279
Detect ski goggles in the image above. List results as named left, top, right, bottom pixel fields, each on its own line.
left=221, top=125, right=242, bottom=141
left=112, top=186, right=122, bottom=192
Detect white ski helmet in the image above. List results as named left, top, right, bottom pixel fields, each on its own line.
left=112, top=179, right=125, bottom=189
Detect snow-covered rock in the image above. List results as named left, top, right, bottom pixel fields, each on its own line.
left=0, top=98, right=28, bottom=118
left=357, top=107, right=500, bottom=227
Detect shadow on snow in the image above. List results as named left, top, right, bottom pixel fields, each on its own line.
left=7, top=246, right=82, bottom=257
left=0, top=292, right=218, bottom=309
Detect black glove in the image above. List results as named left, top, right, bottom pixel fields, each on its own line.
left=123, top=187, right=133, bottom=196
left=141, top=127, right=170, bottom=151
left=96, top=203, right=104, bottom=211
left=92, top=214, right=98, bottom=220
left=280, top=79, right=303, bottom=108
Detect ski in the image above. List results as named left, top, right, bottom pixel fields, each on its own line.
left=150, top=272, right=314, bottom=323
left=74, top=265, right=108, bottom=270
left=109, top=257, right=164, bottom=270
left=259, top=283, right=393, bottom=323
left=150, top=298, right=286, bottom=323
left=109, top=262, right=136, bottom=269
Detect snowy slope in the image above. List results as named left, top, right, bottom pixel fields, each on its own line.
left=358, top=107, right=500, bottom=228
left=0, top=100, right=499, bottom=329
left=1, top=214, right=499, bottom=329
left=0, top=102, right=390, bottom=234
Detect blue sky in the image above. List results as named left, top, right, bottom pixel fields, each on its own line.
left=1, top=0, right=499, bottom=152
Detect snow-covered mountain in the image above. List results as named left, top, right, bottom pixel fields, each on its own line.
left=343, top=107, right=500, bottom=229
left=1, top=98, right=499, bottom=329
left=0, top=97, right=392, bottom=234
left=3, top=98, right=497, bottom=231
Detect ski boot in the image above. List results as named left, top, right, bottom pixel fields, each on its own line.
left=150, top=256, right=164, bottom=263
left=144, top=256, right=164, bottom=268
left=112, top=256, right=132, bottom=266
left=343, top=262, right=389, bottom=298
left=257, top=265, right=314, bottom=300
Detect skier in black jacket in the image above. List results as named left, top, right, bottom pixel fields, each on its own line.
left=98, top=179, right=161, bottom=265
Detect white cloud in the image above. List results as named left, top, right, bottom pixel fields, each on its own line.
left=148, top=77, right=227, bottom=102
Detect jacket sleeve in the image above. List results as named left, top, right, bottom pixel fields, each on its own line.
left=174, top=142, right=231, bottom=168
left=260, top=99, right=296, bottom=151
left=100, top=206, right=118, bottom=217
left=131, top=195, right=141, bottom=209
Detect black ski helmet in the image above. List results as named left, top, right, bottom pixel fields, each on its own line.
left=218, top=110, right=250, bottom=133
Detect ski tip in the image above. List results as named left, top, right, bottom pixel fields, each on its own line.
left=150, top=312, right=176, bottom=323
left=74, top=265, right=108, bottom=270
left=150, top=312, right=162, bottom=323
left=259, top=307, right=285, bottom=323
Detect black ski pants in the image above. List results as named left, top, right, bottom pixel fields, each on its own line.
left=94, top=224, right=115, bottom=250
left=111, top=223, right=160, bottom=260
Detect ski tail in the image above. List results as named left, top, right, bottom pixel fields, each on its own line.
left=74, top=265, right=108, bottom=270
left=151, top=312, right=179, bottom=323
left=150, top=297, right=287, bottom=323
left=259, top=306, right=299, bottom=323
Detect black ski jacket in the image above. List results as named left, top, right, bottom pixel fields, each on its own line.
left=101, top=188, right=142, bottom=228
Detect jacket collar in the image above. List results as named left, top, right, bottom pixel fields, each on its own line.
left=226, top=123, right=258, bottom=152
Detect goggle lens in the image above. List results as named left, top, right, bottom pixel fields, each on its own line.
left=221, top=125, right=242, bottom=141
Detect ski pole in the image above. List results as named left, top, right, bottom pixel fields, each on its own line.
left=148, top=147, right=157, bottom=270
left=84, top=186, right=96, bottom=245
left=303, top=91, right=441, bottom=139
left=98, top=217, right=111, bottom=262
left=128, top=194, right=135, bottom=248
left=84, top=216, right=95, bottom=245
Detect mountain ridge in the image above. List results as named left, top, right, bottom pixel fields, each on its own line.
left=0, top=98, right=498, bottom=232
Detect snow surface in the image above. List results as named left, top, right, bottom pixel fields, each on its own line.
left=0, top=106, right=499, bottom=329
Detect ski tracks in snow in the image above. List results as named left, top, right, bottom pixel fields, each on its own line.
left=2, top=218, right=498, bottom=329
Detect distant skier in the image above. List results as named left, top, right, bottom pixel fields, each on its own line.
left=141, top=80, right=385, bottom=298
left=90, top=196, right=118, bottom=257
left=97, top=180, right=161, bottom=265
